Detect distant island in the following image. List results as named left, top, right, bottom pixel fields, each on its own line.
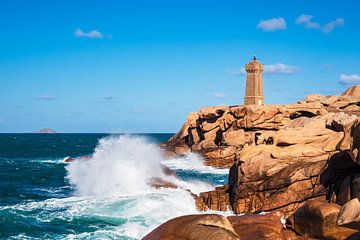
left=33, top=128, right=57, bottom=134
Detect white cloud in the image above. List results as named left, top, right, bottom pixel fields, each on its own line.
left=322, top=18, right=344, bottom=33
left=296, top=14, right=344, bottom=33
left=339, top=74, right=360, bottom=85
left=257, top=17, right=286, bottom=32
left=264, top=63, right=299, bottom=74
left=209, top=92, right=227, bottom=99
left=74, top=28, right=111, bottom=39
left=295, top=15, right=320, bottom=29
left=37, top=94, right=55, bottom=100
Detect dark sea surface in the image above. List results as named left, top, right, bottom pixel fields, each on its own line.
left=0, top=133, right=228, bottom=239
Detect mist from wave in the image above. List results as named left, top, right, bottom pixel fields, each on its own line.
left=63, top=135, right=228, bottom=238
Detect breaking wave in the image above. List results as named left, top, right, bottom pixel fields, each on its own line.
left=63, top=135, right=227, bottom=238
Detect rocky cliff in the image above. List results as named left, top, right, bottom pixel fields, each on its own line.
left=153, top=85, right=360, bottom=239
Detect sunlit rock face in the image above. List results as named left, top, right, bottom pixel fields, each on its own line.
left=162, top=85, right=360, bottom=219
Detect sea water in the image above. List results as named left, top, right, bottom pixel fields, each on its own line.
left=0, top=134, right=228, bottom=239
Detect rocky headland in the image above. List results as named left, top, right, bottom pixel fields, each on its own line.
left=146, top=85, right=360, bottom=240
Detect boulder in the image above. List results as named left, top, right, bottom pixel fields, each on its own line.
left=228, top=214, right=299, bottom=240
left=337, top=198, right=360, bottom=230
left=143, top=214, right=239, bottom=240
left=287, top=200, right=357, bottom=240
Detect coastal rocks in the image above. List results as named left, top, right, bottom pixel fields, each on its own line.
left=339, top=118, right=360, bottom=164
left=287, top=200, right=357, bottom=240
left=147, top=177, right=177, bottom=189
left=143, top=214, right=239, bottom=240
left=222, top=129, right=246, bottom=147
left=229, top=160, right=328, bottom=217
left=228, top=214, right=299, bottom=240
left=325, top=112, right=357, bottom=131
left=342, top=85, right=360, bottom=97
left=337, top=198, right=360, bottom=230
left=163, top=85, right=360, bottom=230
left=196, top=185, right=230, bottom=211
left=143, top=213, right=300, bottom=240
left=143, top=214, right=302, bottom=240
left=163, top=88, right=360, bottom=165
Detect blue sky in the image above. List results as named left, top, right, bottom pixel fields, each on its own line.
left=0, top=0, right=359, bottom=133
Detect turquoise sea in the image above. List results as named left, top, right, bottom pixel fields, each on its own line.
left=0, top=134, right=228, bottom=239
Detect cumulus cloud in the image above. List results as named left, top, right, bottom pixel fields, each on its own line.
left=37, top=94, right=56, bottom=100
left=264, top=63, right=299, bottom=74
left=295, top=15, right=320, bottom=29
left=322, top=18, right=345, bottom=33
left=257, top=17, right=286, bottom=32
left=339, top=74, right=360, bottom=85
left=74, top=28, right=112, bottom=39
left=296, top=14, right=344, bottom=33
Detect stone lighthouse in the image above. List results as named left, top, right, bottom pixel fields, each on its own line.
left=244, top=56, right=264, bottom=105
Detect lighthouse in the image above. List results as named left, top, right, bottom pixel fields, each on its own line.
left=244, top=56, right=264, bottom=105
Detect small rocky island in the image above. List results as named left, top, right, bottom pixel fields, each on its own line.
left=144, top=58, right=360, bottom=239
left=33, top=128, right=57, bottom=134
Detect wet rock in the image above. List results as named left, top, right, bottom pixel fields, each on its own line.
left=148, top=177, right=177, bottom=189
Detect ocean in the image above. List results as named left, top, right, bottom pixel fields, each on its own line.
left=0, top=133, right=228, bottom=239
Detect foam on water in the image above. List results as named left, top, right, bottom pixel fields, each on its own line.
left=63, top=135, right=225, bottom=238
left=161, top=152, right=229, bottom=175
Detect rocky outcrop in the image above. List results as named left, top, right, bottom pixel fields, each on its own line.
left=286, top=200, right=358, bottom=240
left=159, top=85, right=360, bottom=239
left=196, top=185, right=230, bottom=211
left=163, top=86, right=360, bottom=219
left=143, top=214, right=299, bottom=240
left=164, top=89, right=360, bottom=161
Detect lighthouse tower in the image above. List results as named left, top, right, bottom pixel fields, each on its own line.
left=244, top=56, right=264, bottom=105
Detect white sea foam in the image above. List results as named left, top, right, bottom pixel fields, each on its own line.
left=161, top=152, right=229, bottom=175
left=66, top=135, right=167, bottom=197
left=63, top=135, right=225, bottom=238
